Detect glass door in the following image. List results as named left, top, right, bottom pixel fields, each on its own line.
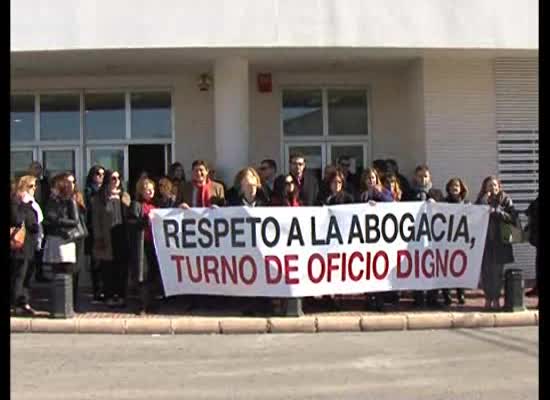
left=284, top=143, right=325, bottom=182
left=328, top=143, right=368, bottom=177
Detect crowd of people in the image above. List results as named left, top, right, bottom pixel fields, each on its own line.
left=9, top=154, right=539, bottom=317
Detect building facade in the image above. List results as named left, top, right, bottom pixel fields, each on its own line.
left=11, top=0, right=538, bottom=279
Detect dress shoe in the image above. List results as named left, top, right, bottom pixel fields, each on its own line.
left=18, top=304, right=38, bottom=316
left=525, top=288, right=538, bottom=298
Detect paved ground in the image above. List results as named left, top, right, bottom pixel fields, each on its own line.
left=22, top=284, right=538, bottom=318
left=11, top=327, right=538, bottom=400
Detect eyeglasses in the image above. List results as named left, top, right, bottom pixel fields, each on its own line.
left=339, top=163, right=351, bottom=168
left=259, top=166, right=268, bottom=171
left=334, top=180, right=343, bottom=185
left=112, top=176, right=120, bottom=181
left=96, top=171, right=104, bottom=177
left=292, top=162, right=305, bottom=167
left=285, top=181, right=294, bottom=185
left=28, top=184, right=36, bottom=189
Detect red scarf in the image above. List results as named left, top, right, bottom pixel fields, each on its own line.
left=194, top=178, right=213, bottom=207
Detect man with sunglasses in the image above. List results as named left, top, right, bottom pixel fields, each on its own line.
left=289, top=153, right=319, bottom=206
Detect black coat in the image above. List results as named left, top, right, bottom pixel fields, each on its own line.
left=43, top=197, right=79, bottom=239
left=293, top=171, right=319, bottom=206
left=476, top=192, right=516, bottom=265
left=527, top=197, right=538, bottom=248
left=156, top=196, right=177, bottom=208
left=10, top=198, right=40, bottom=261
left=325, top=191, right=355, bottom=205
left=127, top=201, right=153, bottom=283
left=74, top=205, right=87, bottom=274
left=226, top=190, right=270, bottom=207
left=408, top=186, right=444, bottom=202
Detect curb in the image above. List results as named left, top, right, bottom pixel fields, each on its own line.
left=10, top=310, right=538, bottom=335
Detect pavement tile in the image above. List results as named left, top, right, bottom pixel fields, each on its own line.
left=316, top=316, right=361, bottom=332
left=407, top=313, right=454, bottom=330
left=268, top=317, right=317, bottom=333
left=126, top=318, right=172, bottom=335
left=360, top=315, right=407, bottom=331
left=10, top=318, right=31, bottom=333
left=494, top=311, right=537, bottom=327
left=219, top=318, right=268, bottom=334
left=78, top=318, right=127, bottom=334
left=172, top=317, right=221, bottom=334
left=31, top=318, right=78, bottom=333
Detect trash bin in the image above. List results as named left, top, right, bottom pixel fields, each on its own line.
left=504, top=269, right=525, bottom=312
left=50, top=273, right=74, bottom=319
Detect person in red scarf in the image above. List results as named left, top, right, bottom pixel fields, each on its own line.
left=127, top=178, right=162, bottom=315
left=179, top=160, right=225, bottom=209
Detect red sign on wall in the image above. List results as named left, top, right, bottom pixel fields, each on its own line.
left=257, top=73, right=272, bottom=93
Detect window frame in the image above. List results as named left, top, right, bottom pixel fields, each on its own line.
left=280, top=86, right=372, bottom=174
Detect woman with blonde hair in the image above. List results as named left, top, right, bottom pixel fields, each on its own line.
left=227, top=167, right=269, bottom=207
left=127, top=177, right=162, bottom=314
left=11, top=175, right=42, bottom=315
left=157, top=177, right=178, bottom=208
left=360, top=168, right=393, bottom=203
left=475, top=176, right=518, bottom=310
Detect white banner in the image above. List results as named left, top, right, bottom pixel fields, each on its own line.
left=151, top=202, right=490, bottom=297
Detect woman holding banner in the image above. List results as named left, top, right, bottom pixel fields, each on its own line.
left=442, top=177, right=470, bottom=305
left=359, top=167, right=394, bottom=311
left=226, top=167, right=269, bottom=207
left=128, top=177, right=162, bottom=315
left=475, top=176, right=518, bottom=310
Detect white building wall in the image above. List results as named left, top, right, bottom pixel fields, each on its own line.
left=423, top=57, right=497, bottom=194
left=249, top=65, right=416, bottom=175
left=11, top=0, right=538, bottom=51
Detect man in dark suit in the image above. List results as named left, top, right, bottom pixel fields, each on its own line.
left=258, top=159, right=277, bottom=201
left=337, top=155, right=360, bottom=198
left=289, top=152, right=319, bottom=206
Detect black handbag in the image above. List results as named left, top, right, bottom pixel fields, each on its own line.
left=67, top=213, right=89, bottom=241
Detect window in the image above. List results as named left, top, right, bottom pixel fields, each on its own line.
left=89, top=148, right=125, bottom=181
left=85, top=93, right=126, bottom=140
left=328, top=90, right=368, bottom=136
left=11, top=95, right=35, bottom=142
left=11, top=151, right=34, bottom=179
left=40, top=94, right=80, bottom=141
left=282, top=90, right=323, bottom=136
left=131, top=92, right=172, bottom=139
left=282, top=88, right=370, bottom=174
left=42, top=150, right=76, bottom=178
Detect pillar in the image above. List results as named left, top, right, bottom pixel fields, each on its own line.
left=214, top=57, right=249, bottom=184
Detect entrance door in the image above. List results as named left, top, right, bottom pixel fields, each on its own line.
left=128, top=144, right=167, bottom=197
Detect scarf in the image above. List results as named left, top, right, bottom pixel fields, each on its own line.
left=194, top=179, right=213, bottom=207
left=22, top=192, right=44, bottom=250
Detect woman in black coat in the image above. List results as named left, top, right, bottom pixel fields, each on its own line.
left=127, top=177, right=161, bottom=315
left=320, top=170, right=354, bottom=206
left=441, top=177, right=470, bottom=306
left=475, top=176, right=518, bottom=310
left=42, top=174, right=80, bottom=317
left=84, top=165, right=105, bottom=301
left=11, top=176, right=41, bottom=316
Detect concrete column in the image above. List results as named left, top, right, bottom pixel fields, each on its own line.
left=214, top=57, right=249, bottom=184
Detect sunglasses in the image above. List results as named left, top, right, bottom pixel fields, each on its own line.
left=285, top=181, right=294, bottom=185
left=333, top=180, right=343, bottom=184
left=259, top=166, right=268, bottom=171
left=112, top=176, right=120, bottom=181
left=96, top=171, right=104, bottom=176
left=28, top=184, right=36, bottom=189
